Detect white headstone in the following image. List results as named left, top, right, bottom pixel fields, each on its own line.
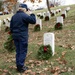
left=37, top=13, right=41, bottom=17
left=57, top=16, right=63, bottom=24
left=66, top=7, right=70, bottom=11
left=58, top=9, right=61, bottom=12
left=56, top=9, right=59, bottom=13
left=51, top=10, right=56, bottom=15
left=36, top=18, right=42, bottom=30
left=62, top=11, right=67, bottom=17
left=42, top=12, right=46, bottom=18
left=40, top=13, right=44, bottom=18
left=7, top=17, right=11, bottom=22
left=3, top=19, right=10, bottom=27
left=0, top=20, right=2, bottom=31
left=44, top=33, right=55, bottom=56
left=45, top=11, right=51, bottom=19
left=43, top=12, right=46, bottom=16
left=53, top=10, right=56, bottom=15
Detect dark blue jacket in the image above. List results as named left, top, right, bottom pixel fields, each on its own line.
left=10, top=10, right=36, bottom=36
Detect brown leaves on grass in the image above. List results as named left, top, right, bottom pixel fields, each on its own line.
left=51, top=66, right=60, bottom=74
left=50, top=66, right=75, bottom=75
left=0, top=69, right=11, bottom=75
left=56, top=57, right=67, bottom=65
left=27, top=60, right=43, bottom=68
left=27, top=51, right=33, bottom=58
left=59, top=44, right=75, bottom=50
left=9, top=66, right=17, bottom=69
left=56, top=51, right=67, bottom=65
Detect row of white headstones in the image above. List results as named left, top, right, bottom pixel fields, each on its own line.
left=36, top=7, right=70, bottom=30
left=36, top=7, right=70, bottom=56
left=0, top=7, right=70, bottom=56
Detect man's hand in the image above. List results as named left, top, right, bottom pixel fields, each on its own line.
left=27, top=10, right=33, bottom=15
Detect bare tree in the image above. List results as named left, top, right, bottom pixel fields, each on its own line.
left=46, top=0, right=52, bottom=14
left=0, top=1, right=3, bottom=11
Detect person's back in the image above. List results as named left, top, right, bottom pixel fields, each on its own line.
left=10, top=9, right=36, bottom=36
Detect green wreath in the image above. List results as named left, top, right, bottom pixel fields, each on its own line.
left=34, top=24, right=40, bottom=32
left=55, top=22, right=63, bottom=30
left=40, top=15, right=43, bottom=19
left=4, top=34, right=15, bottom=52
left=61, top=14, right=65, bottom=19
left=37, top=14, right=40, bottom=17
left=37, top=45, right=52, bottom=60
left=51, top=13, right=55, bottom=17
left=45, top=16, right=49, bottom=21
left=5, top=27, right=10, bottom=32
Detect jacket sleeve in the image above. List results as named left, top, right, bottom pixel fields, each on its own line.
left=26, top=14, right=36, bottom=24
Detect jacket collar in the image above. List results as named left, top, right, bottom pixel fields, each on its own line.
left=17, top=10, right=24, bottom=13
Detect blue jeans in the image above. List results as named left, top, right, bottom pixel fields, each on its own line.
left=13, top=35, right=28, bottom=68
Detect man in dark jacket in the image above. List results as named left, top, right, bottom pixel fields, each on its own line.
left=10, top=4, right=36, bottom=73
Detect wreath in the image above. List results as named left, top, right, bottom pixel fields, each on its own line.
left=5, top=27, right=10, bottom=32
left=45, top=16, right=49, bottom=21
left=37, top=14, right=40, bottom=17
left=37, top=45, right=52, bottom=60
left=40, top=15, right=43, bottom=19
left=55, top=22, right=63, bottom=30
left=34, top=24, right=40, bottom=31
left=51, top=13, right=55, bottom=17
left=56, top=11, right=58, bottom=14
left=4, top=32, right=15, bottom=52
left=59, top=10, right=61, bottom=12
left=61, top=14, right=65, bottom=19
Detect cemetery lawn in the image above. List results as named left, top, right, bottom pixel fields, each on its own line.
left=0, top=5, right=75, bottom=75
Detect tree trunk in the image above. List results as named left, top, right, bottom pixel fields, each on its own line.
left=46, top=0, right=51, bottom=14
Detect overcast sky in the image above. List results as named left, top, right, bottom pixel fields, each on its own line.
left=18, top=0, right=75, bottom=6
left=64, top=0, right=75, bottom=5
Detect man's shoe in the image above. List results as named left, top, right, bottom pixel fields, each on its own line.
left=17, top=66, right=29, bottom=73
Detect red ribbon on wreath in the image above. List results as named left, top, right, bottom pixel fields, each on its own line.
left=57, top=23, right=60, bottom=28
left=8, top=31, right=11, bottom=35
left=44, top=46, right=47, bottom=52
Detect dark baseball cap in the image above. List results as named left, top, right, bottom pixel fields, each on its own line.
left=19, top=4, right=28, bottom=11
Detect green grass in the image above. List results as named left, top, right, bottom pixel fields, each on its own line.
left=0, top=4, right=75, bottom=75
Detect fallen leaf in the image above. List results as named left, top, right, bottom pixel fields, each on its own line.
left=6, top=59, right=12, bottom=63
left=60, top=69, right=67, bottom=73
left=62, top=51, right=67, bottom=56
left=51, top=69, right=56, bottom=74
left=28, top=60, right=34, bottom=64
left=56, top=57, right=61, bottom=61
left=30, top=64, right=34, bottom=68
left=50, top=62, right=54, bottom=66
left=53, top=72, right=59, bottom=75
left=0, top=69, right=2, bottom=72
left=43, top=68, right=49, bottom=71
left=1, top=73, right=7, bottom=75
left=9, top=66, right=16, bottom=69
left=27, top=51, right=32, bottom=57
left=45, top=61, right=50, bottom=65
left=36, top=71, right=42, bottom=74
left=11, top=58, right=15, bottom=62
left=55, top=66, right=60, bottom=71
left=68, top=67, right=73, bottom=72
left=30, top=72, right=36, bottom=75
left=24, top=70, right=32, bottom=73
left=70, top=46, right=75, bottom=50
left=62, top=51, right=67, bottom=58
left=62, top=60, right=67, bottom=65
left=3, top=69, right=8, bottom=73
